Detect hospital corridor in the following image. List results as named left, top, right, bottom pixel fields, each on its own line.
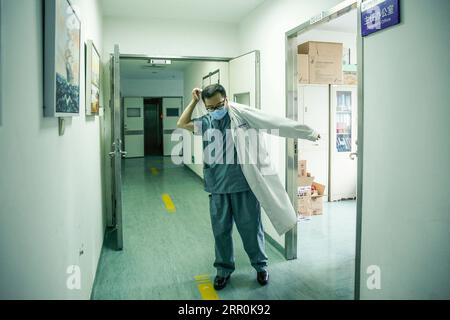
left=0, top=0, right=449, bottom=304
left=91, top=156, right=355, bottom=300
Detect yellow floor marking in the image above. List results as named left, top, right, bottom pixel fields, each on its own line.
left=194, top=275, right=219, bottom=300
left=150, top=167, right=159, bottom=175
left=162, top=194, right=176, bottom=213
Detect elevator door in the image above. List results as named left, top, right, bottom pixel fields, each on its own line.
left=144, top=99, right=163, bottom=156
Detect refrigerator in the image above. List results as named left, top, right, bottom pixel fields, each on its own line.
left=330, top=85, right=358, bottom=201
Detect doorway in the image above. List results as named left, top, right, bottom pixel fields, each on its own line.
left=144, top=98, right=163, bottom=156
left=285, top=0, right=361, bottom=299
left=102, top=51, right=261, bottom=252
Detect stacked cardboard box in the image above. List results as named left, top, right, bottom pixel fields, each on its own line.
left=343, top=71, right=358, bottom=85
left=297, top=160, right=326, bottom=217
left=298, top=175, right=314, bottom=217
left=297, top=41, right=343, bottom=85
left=311, top=182, right=326, bottom=215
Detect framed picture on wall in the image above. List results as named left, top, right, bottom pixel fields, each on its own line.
left=85, top=40, right=101, bottom=116
left=44, top=0, right=81, bottom=117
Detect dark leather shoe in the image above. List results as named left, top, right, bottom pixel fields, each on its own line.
left=214, top=275, right=230, bottom=290
left=257, top=271, right=269, bottom=286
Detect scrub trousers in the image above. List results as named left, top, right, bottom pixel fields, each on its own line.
left=209, top=189, right=268, bottom=277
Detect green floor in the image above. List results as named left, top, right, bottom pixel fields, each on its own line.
left=91, top=156, right=355, bottom=300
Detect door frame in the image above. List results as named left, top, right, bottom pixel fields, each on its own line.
left=284, top=0, right=364, bottom=300
left=120, top=52, right=261, bottom=111
left=103, top=55, right=233, bottom=225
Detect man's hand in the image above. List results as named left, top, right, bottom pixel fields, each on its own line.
left=192, top=88, right=202, bottom=102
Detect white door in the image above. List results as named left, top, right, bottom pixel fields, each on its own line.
left=229, top=51, right=260, bottom=109
left=162, top=97, right=182, bottom=156
left=124, top=97, right=144, bottom=158
left=109, top=44, right=124, bottom=250
left=298, top=84, right=329, bottom=190
left=330, top=85, right=357, bottom=201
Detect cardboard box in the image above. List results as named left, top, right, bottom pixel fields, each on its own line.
left=298, top=191, right=312, bottom=216
left=312, top=182, right=326, bottom=196
left=310, top=182, right=326, bottom=215
left=343, top=71, right=358, bottom=85
left=297, top=175, right=313, bottom=217
left=311, top=195, right=324, bottom=215
left=297, top=41, right=343, bottom=85
left=297, top=54, right=309, bottom=84
left=299, top=160, right=307, bottom=177
left=298, top=175, right=314, bottom=188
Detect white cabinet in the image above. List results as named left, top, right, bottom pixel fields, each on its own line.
left=330, top=85, right=358, bottom=201
left=297, top=84, right=358, bottom=202
left=229, top=51, right=259, bottom=109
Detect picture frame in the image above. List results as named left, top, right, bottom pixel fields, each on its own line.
left=44, top=0, right=81, bottom=118
left=85, top=40, right=101, bottom=116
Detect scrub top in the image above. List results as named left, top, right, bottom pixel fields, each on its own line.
left=193, top=112, right=250, bottom=194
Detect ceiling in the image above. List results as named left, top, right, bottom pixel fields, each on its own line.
left=120, top=58, right=193, bottom=80
left=100, top=0, right=265, bottom=24
left=315, top=9, right=357, bottom=34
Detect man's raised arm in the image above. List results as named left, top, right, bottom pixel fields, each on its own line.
left=177, top=88, right=202, bottom=132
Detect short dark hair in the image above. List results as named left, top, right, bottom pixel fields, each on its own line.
left=201, top=84, right=227, bottom=103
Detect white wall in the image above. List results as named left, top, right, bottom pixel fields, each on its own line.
left=183, top=61, right=230, bottom=177
left=121, top=78, right=184, bottom=97
left=359, top=0, right=450, bottom=299
left=103, top=16, right=239, bottom=59
left=0, top=0, right=104, bottom=299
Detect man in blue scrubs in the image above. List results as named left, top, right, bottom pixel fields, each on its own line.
left=177, top=84, right=269, bottom=290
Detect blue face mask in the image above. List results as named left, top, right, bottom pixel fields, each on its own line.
left=210, top=107, right=228, bottom=121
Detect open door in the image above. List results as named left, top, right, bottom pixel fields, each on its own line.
left=229, top=51, right=260, bottom=109
left=109, top=45, right=124, bottom=250
left=162, top=97, right=183, bottom=156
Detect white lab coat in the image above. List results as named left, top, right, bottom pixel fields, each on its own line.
left=227, top=102, right=319, bottom=236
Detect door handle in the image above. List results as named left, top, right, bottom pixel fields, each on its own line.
left=109, top=150, right=127, bottom=158
left=110, top=140, right=127, bottom=158
left=350, top=152, right=358, bottom=160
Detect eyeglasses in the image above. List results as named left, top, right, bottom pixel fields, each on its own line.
left=206, top=100, right=226, bottom=112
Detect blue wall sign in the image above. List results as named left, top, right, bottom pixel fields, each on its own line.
left=361, top=0, right=400, bottom=37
